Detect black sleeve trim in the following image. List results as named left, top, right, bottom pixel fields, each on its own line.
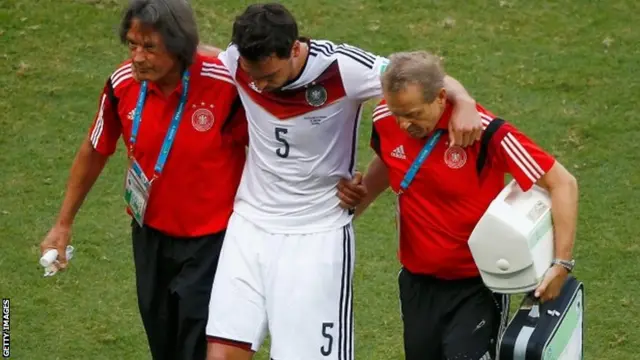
left=105, top=77, right=121, bottom=123
left=220, top=95, right=243, bottom=133
left=370, top=123, right=381, bottom=156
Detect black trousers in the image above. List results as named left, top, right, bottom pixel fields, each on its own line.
left=131, top=222, right=224, bottom=360
left=398, top=268, right=509, bottom=360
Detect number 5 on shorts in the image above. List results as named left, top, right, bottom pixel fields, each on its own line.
left=321, top=322, right=334, bottom=356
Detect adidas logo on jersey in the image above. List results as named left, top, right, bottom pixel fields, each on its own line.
left=391, top=145, right=406, bottom=159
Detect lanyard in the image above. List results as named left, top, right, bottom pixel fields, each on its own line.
left=399, top=129, right=445, bottom=192
left=129, top=71, right=190, bottom=177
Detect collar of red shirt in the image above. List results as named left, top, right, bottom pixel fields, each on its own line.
left=433, top=101, right=454, bottom=131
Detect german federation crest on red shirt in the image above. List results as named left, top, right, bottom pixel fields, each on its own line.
left=305, top=83, right=327, bottom=107
left=191, top=103, right=215, bottom=132
left=444, top=145, right=467, bottom=169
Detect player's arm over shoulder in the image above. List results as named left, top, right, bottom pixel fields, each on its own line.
left=334, top=42, right=388, bottom=102
left=197, top=42, right=239, bottom=77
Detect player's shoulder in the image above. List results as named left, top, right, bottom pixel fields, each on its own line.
left=309, top=39, right=381, bottom=71
left=194, top=54, right=235, bottom=87
left=108, top=60, right=135, bottom=95
left=372, top=99, right=394, bottom=123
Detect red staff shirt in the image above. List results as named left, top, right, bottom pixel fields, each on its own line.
left=88, top=54, right=248, bottom=237
left=370, top=100, right=556, bottom=279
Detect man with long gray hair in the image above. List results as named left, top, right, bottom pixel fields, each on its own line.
left=39, top=0, right=249, bottom=359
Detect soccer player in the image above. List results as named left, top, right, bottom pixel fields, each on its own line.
left=355, top=51, right=579, bottom=360
left=202, top=4, right=484, bottom=360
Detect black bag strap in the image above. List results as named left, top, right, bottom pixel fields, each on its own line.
left=476, top=117, right=506, bottom=176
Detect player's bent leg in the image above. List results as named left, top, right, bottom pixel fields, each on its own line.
left=205, top=213, right=267, bottom=358
left=206, top=339, right=254, bottom=360
left=442, top=283, right=506, bottom=360
left=266, top=224, right=356, bottom=360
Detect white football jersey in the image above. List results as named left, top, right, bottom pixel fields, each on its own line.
left=219, top=39, right=388, bottom=233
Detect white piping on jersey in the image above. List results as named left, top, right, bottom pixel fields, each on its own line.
left=201, top=61, right=234, bottom=85
left=372, top=104, right=392, bottom=122
left=479, top=111, right=546, bottom=183
left=501, top=133, right=545, bottom=183
left=90, top=94, right=107, bottom=149
left=110, top=63, right=131, bottom=82
left=111, top=64, right=133, bottom=89
left=480, top=112, right=493, bottom=130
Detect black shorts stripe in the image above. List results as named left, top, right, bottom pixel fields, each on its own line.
left=338, top=225, right=347, bottom=360
left=338, top=224, right=353, bottom=360
left=345, top=225, right=353, bottom=360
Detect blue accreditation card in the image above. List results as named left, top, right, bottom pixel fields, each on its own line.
left=124, top=159, right=151, bottom=227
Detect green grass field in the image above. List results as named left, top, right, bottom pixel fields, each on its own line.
left=1, top=0, right=639, bottom=359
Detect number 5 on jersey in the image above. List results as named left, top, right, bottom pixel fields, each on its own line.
left=275, top=127, right=290, bottom=158
left=321, top=322, right=334, bottom=356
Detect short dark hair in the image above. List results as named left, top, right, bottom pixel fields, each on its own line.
left=119, top=0, right=199, bottom=68
left=231, top=3, right=298, bottom=62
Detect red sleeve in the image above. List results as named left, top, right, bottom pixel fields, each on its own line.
left=88, top=79, right=122, bottom=156
left=492, top=122, right=556, bottom=191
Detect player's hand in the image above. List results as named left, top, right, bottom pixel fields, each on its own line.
left=337, top=171, right=367, bottom=209
left=40, top=225, right=72, bottom=269
left=534, top=264, right=569, bottom=302
left=449, top=99, right=482, bottom=147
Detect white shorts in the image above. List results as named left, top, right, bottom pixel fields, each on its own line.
left=206, top=212, right=355, bottom=360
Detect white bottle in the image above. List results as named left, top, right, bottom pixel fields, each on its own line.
left=40, top=246, right=75, bottom=277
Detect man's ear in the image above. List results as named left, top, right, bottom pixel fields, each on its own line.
left=291, top=40, right=301, bottom=58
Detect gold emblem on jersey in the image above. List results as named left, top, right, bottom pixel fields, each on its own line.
left=305, top=84, right=327, bottom=107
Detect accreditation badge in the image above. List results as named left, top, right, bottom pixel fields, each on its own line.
left=124, top=159, right=151, bottom=227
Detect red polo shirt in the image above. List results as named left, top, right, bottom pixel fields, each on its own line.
left=88, top=54, right=248, bottom=237
left=370, top=100, right=556, bottom=279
